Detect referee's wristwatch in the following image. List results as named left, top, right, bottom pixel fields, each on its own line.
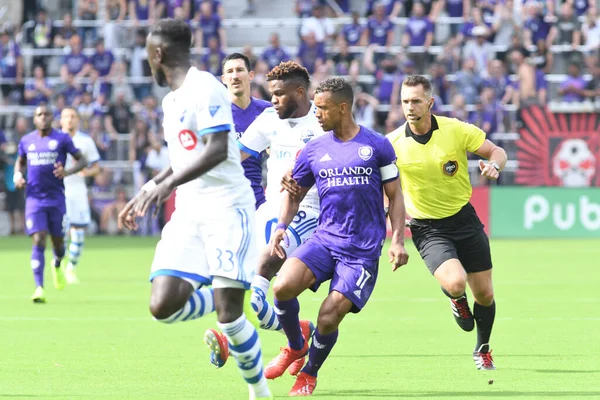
left=489, top=161, right=500, bottom=171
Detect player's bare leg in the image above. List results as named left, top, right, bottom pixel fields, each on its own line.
left=49, top=234, right=67, bottom=291
left=213, top=283, right=272, bottom=400
left=149, top=276, right=214, bottom=322
left=434, top=259, right=474, bottom=332
left=30, top=231, right=48, bottom=302
left=467, top=269, right=496, bottom=370
left=290, top=291, right=352, bottom=396
left=264, top=258, right=315, bottom=380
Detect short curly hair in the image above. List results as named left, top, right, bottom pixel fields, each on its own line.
left=266, top=61, right=310, bottom=88
left=314, top=77, right=354, bottom=105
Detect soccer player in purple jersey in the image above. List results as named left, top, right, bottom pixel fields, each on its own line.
left=14, top=105, right=88, bottom=303
left=267, top=77, right=409, bottom=396
left=221, top=52, right=270, bottom=209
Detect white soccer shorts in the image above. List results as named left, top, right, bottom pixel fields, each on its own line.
left=66, top=192, right=91, bottom=227
left=255, top=201, right=319, bottom=257
left=149, top=207, right=257, bottom=289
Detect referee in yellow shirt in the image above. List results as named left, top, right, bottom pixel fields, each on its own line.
left=387, top=75, right=507, bottom=370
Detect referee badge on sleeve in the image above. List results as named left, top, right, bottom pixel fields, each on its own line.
left=443, top=160, right=458, bottom=176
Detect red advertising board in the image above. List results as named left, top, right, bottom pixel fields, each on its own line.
left=516, top=105, right=600, bottom=187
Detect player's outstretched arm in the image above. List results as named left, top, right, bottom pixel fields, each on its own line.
left=270, top=187, right=310, bottom=259
left=136, top=130, right=230, bottom=217
left=13, top=155, right=26, bottom=189
left=55, top=151, right=88, bottom=178
left=384, top=178, right=409, bottom=270
left=118, top=166, right=174, bottom=229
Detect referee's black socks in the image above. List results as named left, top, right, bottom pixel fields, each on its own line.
left=474, top=301, right=496, bottom=352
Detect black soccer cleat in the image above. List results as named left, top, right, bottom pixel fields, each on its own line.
left=449, top=295, right=474, bottom=332
left=473, top=344, right=496, bottom=370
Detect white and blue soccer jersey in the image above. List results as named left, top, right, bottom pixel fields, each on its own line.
left=161, top=67, right=255, bottom=214
left=64, top=131, right=100, bottom=226
left=238, top=103, right=325, bottom=255
left=151, top=67, right=257, bottom=288
left=237, top=103, right=325, bottom=211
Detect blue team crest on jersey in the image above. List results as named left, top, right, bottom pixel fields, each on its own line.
left=358, top=146, right=373, bottom=161
left=209, top=105, right=220, bottom=117
left=179, top=109, right=187, bottom=122
left=301, top=129, right=315, bottom=143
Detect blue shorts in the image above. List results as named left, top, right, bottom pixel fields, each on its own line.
left=292, top=239, right=379, bottom=313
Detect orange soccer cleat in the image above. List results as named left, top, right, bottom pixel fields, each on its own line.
left=289, top=372, right=317, bottom=396
left=287, top=320, right=315, bottom=376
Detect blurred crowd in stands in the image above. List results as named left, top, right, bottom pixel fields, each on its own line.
left=0, top=0, right=599, bottom=235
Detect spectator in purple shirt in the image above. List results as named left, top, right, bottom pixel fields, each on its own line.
left=61, top=35, right=91, bottom=80
left=90, top=39, right=116, bottom=78
left=459, top=6, right=491, bottom=44
left=365, top=0, right=403, bottom=17
left=523, top=1, right=556, bottom=48
left=200, top=37, right=227, bottom=76
left=363, top=45, right=401, bottom=128
left=296, top=32, right=326, bottom=74
left=341, top=11, right=366, bottom=46
left=261, top=33, right=291, bottom=70
left=194, top=0, right=226, bottom=48
left=442, top=0, right=469, bottom=36
left=558, top=63, right=588, bottom=103
left=362, top=3, right=395, bottom=47
left=156, top=0, right=190, bottom=19
left=129, top=0, right=156, bottom=25
left=60, top=74, right=85, bottom=107
left=193, top=0, right=224, bottom=18
left=573, top=0, right=590, bottom=16
left=24, top=66, right=53, bottom=106
left=0, top=27, right=24, bottom=103
left=402, top=3, right=435, bottom=49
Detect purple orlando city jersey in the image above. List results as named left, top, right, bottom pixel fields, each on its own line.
left=233, top=97, right=271, bottom=209
left=18, top=129, right=79, bottom=208
left=293, top=126, right=398, bottom=260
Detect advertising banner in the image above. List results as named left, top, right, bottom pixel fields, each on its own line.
left=490, top=187, right=600, bottom=238
left=515, top=105, right=600, bottom=187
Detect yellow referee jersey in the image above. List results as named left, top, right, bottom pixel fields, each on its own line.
left=387, top=115, right=486, bottom=220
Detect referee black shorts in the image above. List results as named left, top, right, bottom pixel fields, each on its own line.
left=410, top=203, right=492, bottom=275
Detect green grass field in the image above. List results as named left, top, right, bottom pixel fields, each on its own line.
left=0, top=237, right=599, bottom=400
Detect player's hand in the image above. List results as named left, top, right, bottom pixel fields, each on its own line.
left=479, top=160, right=499, bottom=180
left=117, top=197, right=140, bottom=231
left=136, top=179, right=174, bottom=218
left=14, top=175, right=26, bottom=189
left=388, top=243, right=409, bottom=271
left=53, top=162, right=65, bottom=179
left=280, top=170, right=302, bottom=197
left=269, top=227, right=290, bottom=259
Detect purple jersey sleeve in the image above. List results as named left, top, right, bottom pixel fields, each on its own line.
left=292, top=147, right=316, bottom=188
left=62, top=134, right=81, bottom=157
